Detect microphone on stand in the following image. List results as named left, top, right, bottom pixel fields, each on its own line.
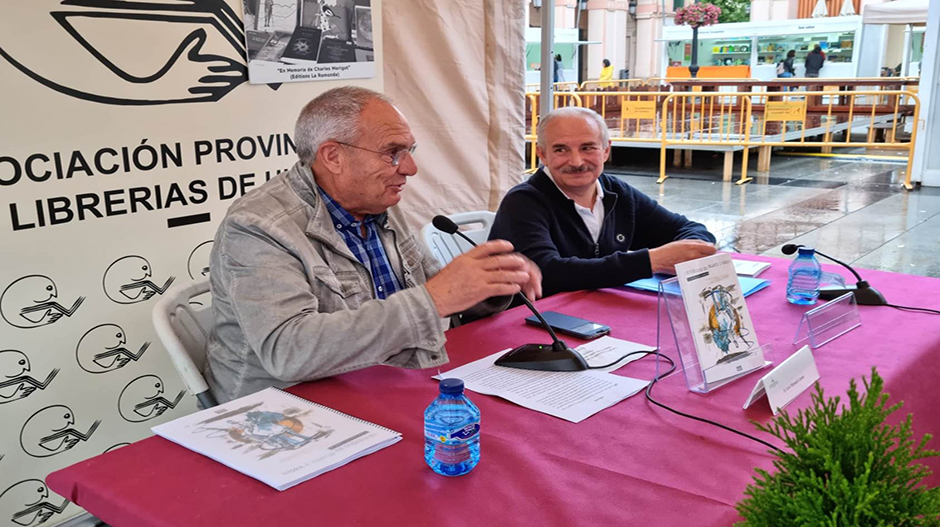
left=431, top=216, right=588, bottom=371
left=781, top=244, right=887, bottom=306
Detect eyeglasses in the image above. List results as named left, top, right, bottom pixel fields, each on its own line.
left=335, top=141, right=417, bottom=167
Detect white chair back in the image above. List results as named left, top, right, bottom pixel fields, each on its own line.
left=420, top=211, right=497, bottom=266
left=152, top=279, right=217, bottom=408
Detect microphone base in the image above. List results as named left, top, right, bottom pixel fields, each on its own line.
left=495, top=343, right=590, bottom=372
left=819, top=284, right=887, bottom=306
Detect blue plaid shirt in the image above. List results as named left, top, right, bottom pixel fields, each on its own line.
left=318, top=187, right=402, bottom=300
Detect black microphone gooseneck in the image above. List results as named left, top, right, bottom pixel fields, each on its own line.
left=432, top=216, right=588, bottom=371
left=781, top=244, right=886, bottom=306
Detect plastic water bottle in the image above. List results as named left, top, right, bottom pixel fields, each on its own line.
left=787, top=247, right=822, bottom=305
left=424, top=378, right=480, bottom=476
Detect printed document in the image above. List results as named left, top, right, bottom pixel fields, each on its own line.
left=434, top=345, right=650, bottom=423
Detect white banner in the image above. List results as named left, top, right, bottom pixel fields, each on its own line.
left=0, top=1, right=382, bottom=525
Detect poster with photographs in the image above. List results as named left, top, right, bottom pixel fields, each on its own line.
left=242, top=0, right=375, bottom=84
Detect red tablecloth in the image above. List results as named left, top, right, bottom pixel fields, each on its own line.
left=47, top=256, right=940, bottom=527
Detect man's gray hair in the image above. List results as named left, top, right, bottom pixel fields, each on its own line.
left=536, top=106, right=610, bottom=149
left=294, top=86, right=390, bottom=164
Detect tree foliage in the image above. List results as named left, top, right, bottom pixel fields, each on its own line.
left=709, top=0, right=749, bottom=23
left=736, top=368, right=940, bottom=526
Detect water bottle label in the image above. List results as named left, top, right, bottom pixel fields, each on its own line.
left=450, top=422, right=480, bottom=441
left=426, top=421, right=480, bottom=444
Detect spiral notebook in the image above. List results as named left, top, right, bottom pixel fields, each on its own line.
left=151, top=387, right=401, bottom=491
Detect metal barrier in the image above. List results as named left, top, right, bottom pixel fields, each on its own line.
left=658, top=90, right=920, bottom=188
left=574, top=91, right=672, bottom=142
left=643, top=77, right=759, bottom=90
left=522, top=88, right=919, bottom=188
left=524, top=81, right=580, bottom=92
left=658, top=92, right=754, bottom=184
left=579, top=78, right=645, bottom=91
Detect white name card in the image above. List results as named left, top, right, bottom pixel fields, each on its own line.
left=743, top=345, right=819, bottom=415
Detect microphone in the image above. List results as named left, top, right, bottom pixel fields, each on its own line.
left=781, top=244, right=887, bottom=306
left=432, top=215, right=588, bottom=371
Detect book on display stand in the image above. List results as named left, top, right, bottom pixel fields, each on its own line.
left=657, top=253, right=773, bottom=394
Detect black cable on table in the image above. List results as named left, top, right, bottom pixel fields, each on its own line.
left=593, top=349, right=783, bottom=453
left=884, top=303, right=940, bottom=315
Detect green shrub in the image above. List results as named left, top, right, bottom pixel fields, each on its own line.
left=735, top=368, right=940, bottom=526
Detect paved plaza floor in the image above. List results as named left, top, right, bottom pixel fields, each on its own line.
left=606, top=152, right=940, bottom=279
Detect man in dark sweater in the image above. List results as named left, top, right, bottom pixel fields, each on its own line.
left=804, top=45, right=825, bottom=78
left=490, top=107, right=716, bottom=298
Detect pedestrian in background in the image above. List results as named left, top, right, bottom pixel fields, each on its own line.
left=554, top=54, right=564, bottom=83
left=599, top=58, right=614, bottom=89
left=805, top=45, right=825, bottom=78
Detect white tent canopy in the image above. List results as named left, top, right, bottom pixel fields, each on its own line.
left=862, top=0, right=928, bottom=25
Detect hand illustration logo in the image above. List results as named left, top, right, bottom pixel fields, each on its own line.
left=1, top=276, right=84, bottom=330
left=19, top=405, right=101, bottom=458
left=0, top=480, right=69, bottom=527
left=76, top=324, right=150, bottom=373
left=0, top=0, right=252, bottom=105
left=102, top=256, right=176, bottom=305
left=0, top=350, right=59, bottom=404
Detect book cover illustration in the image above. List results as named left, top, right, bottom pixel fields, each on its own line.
left=246, top=31, right=273, bottom=60
left=675, top=254, right=764, bottom=384
left=317, top=38, right=356, bottom=63
left=697, top=283, right=754, bottom=363
left=191, top=401, right=335, bottom=460
left=253, top=31, right=291, bottom=62
left=354, top=6, right=373, bottom=49
left=282, top=27, right=323, bottom=63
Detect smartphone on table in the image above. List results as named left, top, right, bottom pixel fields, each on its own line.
left=524, top=311, right=611, bottom=340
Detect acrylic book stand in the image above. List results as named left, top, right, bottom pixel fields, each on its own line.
left=657, top=277, right=773, bottom=394
left=793, top=292, right=861, bottom=349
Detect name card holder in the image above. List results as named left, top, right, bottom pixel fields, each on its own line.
left=793, top=292, right=861, bottom=349
left=656, top=277, right=773, bottom=395
left=743, top=345, right=819, bottom=415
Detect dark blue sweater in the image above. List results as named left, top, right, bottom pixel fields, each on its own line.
left=490, top=170, right=716, bottom=297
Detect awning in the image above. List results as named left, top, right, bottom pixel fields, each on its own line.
left=862, top=0, right=928, bottom=25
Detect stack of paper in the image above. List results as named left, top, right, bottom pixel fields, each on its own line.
left=434, top=337, right=652, bottom=423
left=152, top=388, right=401, bottom=490
left=733, top=259, right=771, bottom=277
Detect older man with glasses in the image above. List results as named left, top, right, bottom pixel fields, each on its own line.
left=205, top=86, right=541, bottom=403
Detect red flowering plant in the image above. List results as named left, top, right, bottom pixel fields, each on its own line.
left=674, top=3, right=721, bottom=28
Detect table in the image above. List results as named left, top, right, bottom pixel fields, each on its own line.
left=47, top=256, right=940, bottom=527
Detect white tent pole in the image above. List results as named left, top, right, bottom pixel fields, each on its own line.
left=901, top=24, right=912, bottom=76
left=540, top=0, right=555, bottom=120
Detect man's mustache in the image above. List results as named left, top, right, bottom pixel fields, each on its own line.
left=560, top=164, right=595, bottom=174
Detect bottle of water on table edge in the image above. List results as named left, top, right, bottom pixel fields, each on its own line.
left=786, top=246, right=822, bottom=305
left=424, top=378, right=480, bottom=476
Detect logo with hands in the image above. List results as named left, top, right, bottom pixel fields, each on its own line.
left=0, top=350, right=59, bottom=404
left=19, top=405, right=101, bottom=458
left=102, top=255, right=176, bottom=305
left=0, top=480, right=70, bottom=527
left=0, top=0, right=258, bottom=106
left=0, top=276, right=84, bottom=330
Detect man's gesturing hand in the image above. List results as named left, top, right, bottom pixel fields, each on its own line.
left=648, top=240, right=718, bottom=275
left=425, top=240, right=537, bottom=317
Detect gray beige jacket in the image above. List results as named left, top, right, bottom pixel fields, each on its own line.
left=205, top=161, right=453, bottom=403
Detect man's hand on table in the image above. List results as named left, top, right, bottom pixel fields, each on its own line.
left=649, top=240, right=718, bottom=275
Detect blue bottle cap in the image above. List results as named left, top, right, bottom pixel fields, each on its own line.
left=798, top=247, right=816, bottom=256
left=439, top=378, right=464, bottom=394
